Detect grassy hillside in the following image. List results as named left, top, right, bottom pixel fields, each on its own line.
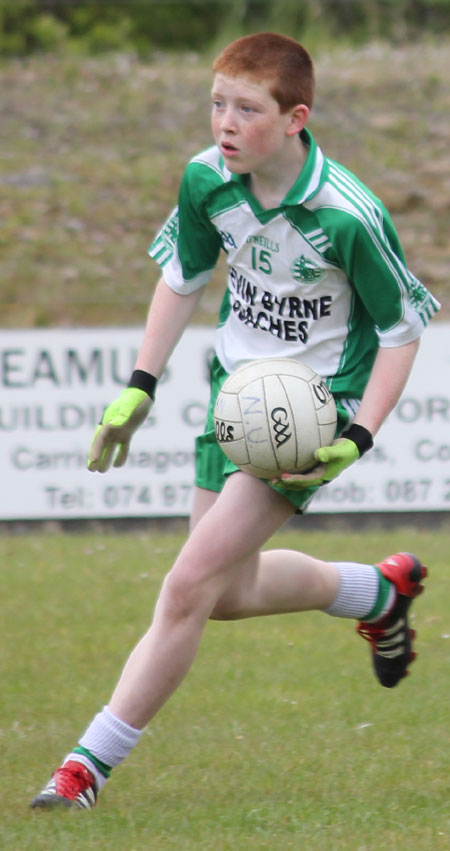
left=1, top=40, right=449, bottom=328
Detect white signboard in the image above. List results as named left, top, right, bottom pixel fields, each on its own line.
left=314, top=322, right=450, bottom=513
left=0, top=324, right=449, bottom=519
left=0, top=327, right=214, bottom=519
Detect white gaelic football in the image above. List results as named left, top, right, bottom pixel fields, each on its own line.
left=213, top=358, right=337, bottom=479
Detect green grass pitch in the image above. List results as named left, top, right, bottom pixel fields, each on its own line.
left=1, top=525, right=449, bottom=849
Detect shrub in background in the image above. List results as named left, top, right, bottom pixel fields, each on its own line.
left=0, top=0, right=449, bottom=57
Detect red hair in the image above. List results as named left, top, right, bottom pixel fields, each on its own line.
left=212, top=32, right=314, bottom=112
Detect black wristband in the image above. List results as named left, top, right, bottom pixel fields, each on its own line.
left=128, top=370, right=158, bottom=400
left=341, top=423, right=374, bottom=457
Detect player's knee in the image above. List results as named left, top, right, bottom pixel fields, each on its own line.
left=209, top=594, right=243, bottom=621
left=159, top=572, right=196, bottom=621
left=159, top=567, right=211, bottom=623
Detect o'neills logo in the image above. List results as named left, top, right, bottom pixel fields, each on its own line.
left=270, top=407, right=292, bottom=447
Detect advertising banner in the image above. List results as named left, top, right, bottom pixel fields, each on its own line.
left=0, top=324, right=449, bottom=519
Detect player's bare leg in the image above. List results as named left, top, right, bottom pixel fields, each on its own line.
left=188, top=482, right=220, bottom=532
left=210, top=546, right=339, bottom=620
left=190, top=482, right=340, bottom=619
left=31, top=475, right=425, bottom=809
left=207, top=484, right=427, bottom=688
left=108, top=472, right=297, bottom=729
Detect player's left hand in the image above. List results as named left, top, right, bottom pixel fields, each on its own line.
left=273, top=424, right=373, bottom=489
left=88, top=387, right=153, bottom=473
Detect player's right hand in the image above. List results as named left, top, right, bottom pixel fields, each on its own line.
left=88, top=388, right=153, bottom=473
left=276, top=437, right=359, bottom=488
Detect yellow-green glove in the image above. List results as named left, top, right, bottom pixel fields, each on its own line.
left=276, top=424, right=373, bottom=490
left=88, top=371, right=157, bottom=472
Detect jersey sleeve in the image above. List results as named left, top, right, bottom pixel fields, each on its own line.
left=148, top=161, right=222, bottom=294
left=332, top=204, right=440, bottom=346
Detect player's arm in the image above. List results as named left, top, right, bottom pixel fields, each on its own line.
left=88, top=277, right=204, bottom=473
left=281, top=338, right=420, bottom=488
left=350, top=337, right=420, bottom=436
left=134, top=276, right=204, bottom=377
left=282, top=204, right=428, bottom=489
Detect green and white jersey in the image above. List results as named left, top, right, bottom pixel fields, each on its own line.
left=149, top=129, right=439, bottom=398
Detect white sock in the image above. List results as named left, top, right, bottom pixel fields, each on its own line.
left=325, top=562, right=381, bottom=620
left=77, top=705, right=143, bottom=774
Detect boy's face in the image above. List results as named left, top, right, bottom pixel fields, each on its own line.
left=211, top=73, right=303, bottom=175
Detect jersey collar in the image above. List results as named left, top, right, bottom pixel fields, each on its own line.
left=283, top=128, right=326, bottom=205
left=227, top=128, right=326, bottom=212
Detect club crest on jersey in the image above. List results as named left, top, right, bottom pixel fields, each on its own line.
left=408, top=276, right=429, bottom=309
left=290, top=255, right=324, bottom=283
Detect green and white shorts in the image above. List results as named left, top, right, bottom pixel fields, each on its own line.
left=195, top=354, right=360, bottom=513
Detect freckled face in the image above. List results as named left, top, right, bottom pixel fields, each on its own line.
left=211, top=74, right=295, bottom=175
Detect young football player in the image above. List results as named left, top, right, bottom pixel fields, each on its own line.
left=32, top=32, right=439, bottom=809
